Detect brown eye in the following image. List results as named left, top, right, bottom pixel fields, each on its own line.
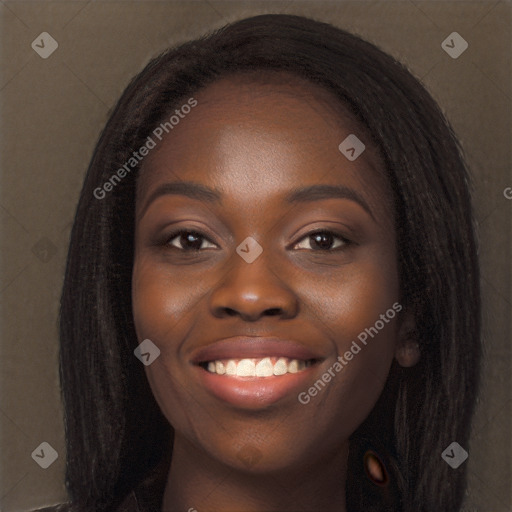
left=166, top=230, right=216, bottom=251
left=294, top=230, right=349, bottom=251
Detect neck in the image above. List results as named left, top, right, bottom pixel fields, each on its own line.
left=161, top=435, right=348, bottom=512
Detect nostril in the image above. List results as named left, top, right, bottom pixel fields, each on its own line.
left=220, top=307, right=282, bottom=318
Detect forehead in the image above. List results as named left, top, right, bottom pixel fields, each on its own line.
left=136, top=73, right=393, bottom=220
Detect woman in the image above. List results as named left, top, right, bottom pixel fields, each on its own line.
left=58, top=13, right=481, bottom=512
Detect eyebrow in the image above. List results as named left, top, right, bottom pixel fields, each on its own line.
left=138, top=182, right=222, bottom=220
left=138, top=181, right=375, bottom=221
left=286, top=184, right=375, bottom=220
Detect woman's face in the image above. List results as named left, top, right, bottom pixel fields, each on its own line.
left=132, top=74, right=400, bottom=473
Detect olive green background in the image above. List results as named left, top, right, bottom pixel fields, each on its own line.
left=1, top=1, right=510, bottom=510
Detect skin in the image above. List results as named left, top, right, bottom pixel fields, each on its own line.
left=132, top=73, right=413, bottom=512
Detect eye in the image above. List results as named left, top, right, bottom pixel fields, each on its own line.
left=165, top=230, right=217, bottom=251
left=293, top=230, right=350, bottom=251
left=161, top=228, right=350, bottom=253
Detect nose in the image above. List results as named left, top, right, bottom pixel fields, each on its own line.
left=209, top=249, right=299, bottom=321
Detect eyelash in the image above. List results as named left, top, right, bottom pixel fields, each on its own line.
left=160, top=228, right=352, bottom=253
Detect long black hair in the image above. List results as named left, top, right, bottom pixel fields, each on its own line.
left=59, top=13, right=481, bottom=512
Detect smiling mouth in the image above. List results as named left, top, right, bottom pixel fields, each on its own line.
left=192, top=337, right=325, bottom=408
left=199, top=357, right=317, bottom=377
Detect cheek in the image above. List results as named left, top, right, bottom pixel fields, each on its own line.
left=131, top=255, right=203, bottom=429
left=305, top=249, right=399, bottom=344
left=315, top=344, right=395, bottom=443
left=132, top=254, right=202, bottom=342
left=299, top=255, right=399, bottom=431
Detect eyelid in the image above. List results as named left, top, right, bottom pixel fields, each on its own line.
left=163, top=228, right=217, bottom=250
left=161, top=227, right=352, bottom=252
left=291, top=229, right=351, bottom=251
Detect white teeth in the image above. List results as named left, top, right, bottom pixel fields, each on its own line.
left=226, top=360, right=237, bottom=375
left=256, top=357, right=274, bottom=377
left=288, top=359, right=299, bottom=373
left=273, top=357, right=288, bottom=376
left=204, top=357, right=312, bottom=377
left=236, top=359, right=256, bottom=377
left=215, top=361, right=226, bottom=375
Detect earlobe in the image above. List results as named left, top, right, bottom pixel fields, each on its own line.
left=395, top=339, right=421, bottom=367
left=395, top=310, right=420, bottom=367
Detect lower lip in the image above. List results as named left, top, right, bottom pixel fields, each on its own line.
left=195, top=364, right=319, bottom=409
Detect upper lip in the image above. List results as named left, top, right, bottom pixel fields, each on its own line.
left=190, top=336, right=324, bottom=364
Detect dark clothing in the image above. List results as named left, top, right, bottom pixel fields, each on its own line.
left=34, top=447, right=401, bottom=511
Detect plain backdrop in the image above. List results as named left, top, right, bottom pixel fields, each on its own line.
left=0, top=1, right=510, bottom=511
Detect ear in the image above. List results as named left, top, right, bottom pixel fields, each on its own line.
left=395, top=309, right=420, bottom=368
